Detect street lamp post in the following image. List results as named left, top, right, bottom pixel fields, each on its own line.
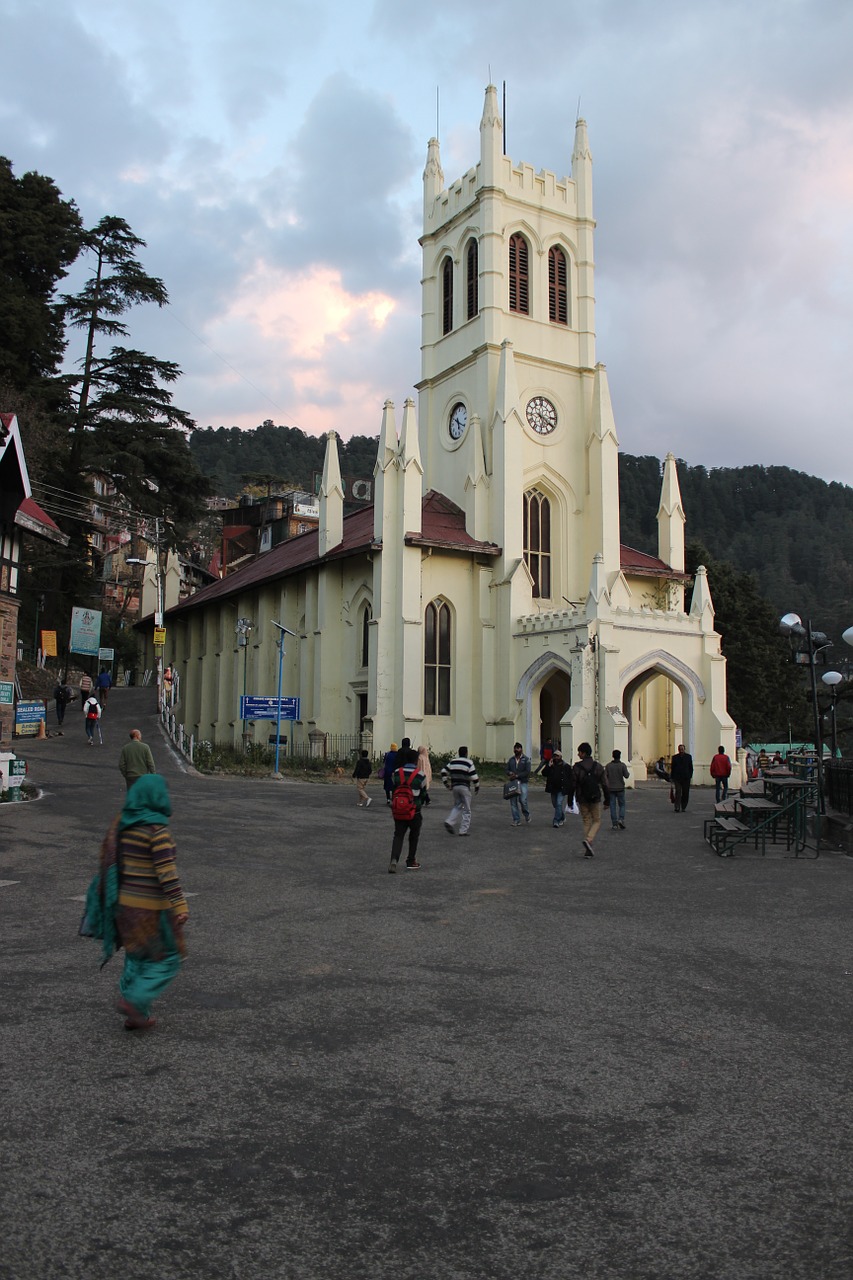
left=272, top=621, right=297, bottom=776
left=821, top=671, right=843, bottom=761
left=780, top=613, right=830, bottom=817
left=236, top=617, right=254, bottom=747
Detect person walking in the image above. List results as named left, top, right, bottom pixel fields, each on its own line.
left=53, top=681, right=71, bottom=727
left=604, top=750, right=630, bottom=830
left=83, top=692, right=102, bottom=745
left=387, top=755, right=427, bottom=872
left=542, top=749, right=573, bottom=828
left=709, top=746, right=732, bottom=802
left=95, top=667, right=112, bottom=705
left=381, top=744, right=399, bottom=806
left=84, top=774, right=189, bottom=1031
left=352, top=749, right=373, bottom=807
left=79, top=670, right=93, bottom=712
left=505, top=742, right=532, bottom=826
left=572, top=743, right=608, bottom=857
left=441, top=747, right=479, bottom=836
left=119, top=729, right=156, bottom=790
left=416, top=745, right=433, bottom=805
left=670, top=744, right=694, bottom=812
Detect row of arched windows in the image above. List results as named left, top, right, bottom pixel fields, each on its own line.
left=440, top=236, right=570, bottom=334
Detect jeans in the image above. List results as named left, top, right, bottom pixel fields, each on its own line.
left=509, top=782, right=529, bottom=823
left=609, top=791, right=626, bottom=825
left=714, top=778, right=729, bottom=802
left=551, top=792, right=565, bottom=825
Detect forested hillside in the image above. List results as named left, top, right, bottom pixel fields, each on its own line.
left=619, top=455, right=853, bottom=653
left=189, top=422, right=853, bottom=655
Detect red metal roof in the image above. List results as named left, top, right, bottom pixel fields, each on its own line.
left=15, top=496, right=70, bottom=545
left=407, top=491, right=500, bottom=555
left=620, top=543, right=686, bottom=579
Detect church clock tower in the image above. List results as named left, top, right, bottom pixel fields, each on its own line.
left=417, top=85, right=621, bottom=603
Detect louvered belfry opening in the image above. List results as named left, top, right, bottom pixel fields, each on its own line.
left=466, top=238, right=479, bottom=320
left=509, top=233, right=529, bottom=314
left=548, top=245, right=568, bottom=325
left=442, top=256, right=453, bottom=334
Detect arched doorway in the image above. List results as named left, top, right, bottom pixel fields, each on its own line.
left=539, top=669, right=571, bottom=752
left=517, top=653, right=573, bottom=755
left=619, top=650, right=707, bottom=765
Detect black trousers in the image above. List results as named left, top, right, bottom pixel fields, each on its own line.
left=391, top=812, right=423, bottom=863
left=672, top=778, right=691, bottom=811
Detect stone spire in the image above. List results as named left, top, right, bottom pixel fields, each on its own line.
left=318, top=430, right=343, bottom=556
left=479, top=83, right=503, bottom=185
left=689, top=564, right=715, bottom=631
left=571, top=117, right=593, bottom=220
left=657, top=452, right=686, bottom=573
left=374, top=400, right=399, bottom=543
left=464, top=412, right=489, bottom=542
left=585, top=363, right=621, bottom=576
left=494, top=339, right=519, bottom=423
left=423, top=136, right=444, bottom=213
left=399, top=398, right=423, bottom=537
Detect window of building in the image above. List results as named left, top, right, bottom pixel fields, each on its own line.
left=424, top=600, right=451, bottom=715
left=442, top=256, right=453, bottom=335
left=509, top=233, right=529, bottom=314
left=466, top=238, right=479, bottom=320
left=548, top=245, right=568, bottom=325
left=523, top=489, right=551, bottom=598
left=361, top=605, right=371, bottom=669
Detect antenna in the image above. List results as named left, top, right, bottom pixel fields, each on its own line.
left=436, top=86, right=440, bottom=140
left=272, top=621, right=297, bottom=637
left=503, top=79, right=507, bottom=155
left=577, top=95, right=582, bottom=122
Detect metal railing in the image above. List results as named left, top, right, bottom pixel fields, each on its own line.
left=824, top=762, right=853, bottom=817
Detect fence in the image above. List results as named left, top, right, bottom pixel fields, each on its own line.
left=825, top=762, right=853, bottom=817
left=160, top=704, right=195, bottom=764
left=159, top=707, right=367, bottom=769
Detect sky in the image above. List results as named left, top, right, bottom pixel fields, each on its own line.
left=3, top=0, right=853, bottom=485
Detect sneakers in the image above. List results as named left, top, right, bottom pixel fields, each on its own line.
left=512, top=821, right=521, bottom=827
left=583, top=840, right=594, bottom=858
left=618, top=821, right=625, bottom=829
left=524, top=814, right=532, bottom=824
left=365, top=797, right=372, bottom=808
left=388, top=859, right=397, bottom=874
left=444, top=821, right=454, bottom=835
left=612, top=824, right=619, bottom=830
left=406, top=861, right=421, bottom=870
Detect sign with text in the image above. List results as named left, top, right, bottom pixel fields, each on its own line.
left=153, top=628, right=166, bottom=646
left=40, top=630, right=58, bottom=657
left=98, top=647, right=115, bottom=662
left=240, top=696, right=301, bottom=721
left=15, top=701, right=45, bottom=736
left=0, top=682, right=13, bottom=706
left=69, top=607, right=102, bottom=656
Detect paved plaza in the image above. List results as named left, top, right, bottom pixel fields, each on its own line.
left=1, top=689, right=851, bottom=1280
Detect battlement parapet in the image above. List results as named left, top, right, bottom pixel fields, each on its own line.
left=427, top=157, right=577, bottom=234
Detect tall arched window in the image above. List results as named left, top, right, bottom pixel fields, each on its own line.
left=523, top=490, right=551, bottom=599
left=509, top=233, right=529, bottom=314
left=548, top=245, right=568, bottom=325
left=361, top=605, right=371, bottom=669
left=466, top=238, right=479, bottom=320
left=441, top=257, right=453, bottom=335
left=424, top=600, right=451, bottom=715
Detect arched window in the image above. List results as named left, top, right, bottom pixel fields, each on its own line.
left=424, top=600, right=451, bottom=715
left=361, top=605, right=371, bottom=669
left=523, top=490, right=551, bottom=599
left=509, top=233, right=529, bottom=314
left=441, top=257, right=453, bottom=335
left=466, top=238, right=479, bottom=320
left=548, top=245, right=568, bottom=325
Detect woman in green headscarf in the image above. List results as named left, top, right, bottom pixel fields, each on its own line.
left=102, top=774, right=189, bottom=1031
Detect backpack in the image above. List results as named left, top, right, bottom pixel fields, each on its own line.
left=577, top=762, right=601, bottom=803
left=85, top=700, right=99, bottom=720
left=391, top=767, right=417, bottom=820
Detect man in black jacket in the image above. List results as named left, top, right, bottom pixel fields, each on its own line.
left=543, top=750, right=574, bottom=828
left=670, top=744, right=694, bottom=812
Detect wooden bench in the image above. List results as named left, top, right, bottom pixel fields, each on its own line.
left=707, top=815, right=750, bottom=855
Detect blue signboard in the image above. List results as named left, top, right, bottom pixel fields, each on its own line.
left=240, top=696, right=301, bottom=721
left=69, top=606, right=103, bottom=656
left=15, top=700, right=46, bottom=737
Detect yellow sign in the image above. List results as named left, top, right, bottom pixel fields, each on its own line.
left=40, top=630, right=58, bottom=656
left=153, top=627, right=166, bottom=646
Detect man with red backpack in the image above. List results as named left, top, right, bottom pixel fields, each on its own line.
left=388, top=748, right=427, bottom=873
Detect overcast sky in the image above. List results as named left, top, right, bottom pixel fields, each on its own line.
left=3, top=0, right=852, bottom=485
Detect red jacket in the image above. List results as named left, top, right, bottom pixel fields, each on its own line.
left=710, top=752, right=732, bottom=779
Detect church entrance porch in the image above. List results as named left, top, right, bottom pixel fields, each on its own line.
left=539, top=669, right=571, bottom=754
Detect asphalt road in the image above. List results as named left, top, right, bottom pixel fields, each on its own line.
left=1, top=690, right=851, bottom=1280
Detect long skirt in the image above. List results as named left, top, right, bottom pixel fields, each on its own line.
left=117, top=908, right=184, bottom=1017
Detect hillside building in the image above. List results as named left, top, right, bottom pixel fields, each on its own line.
left=151, top=87, right=735, bottom=780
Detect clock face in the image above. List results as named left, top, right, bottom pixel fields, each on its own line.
left=448, top=402, right=468, bottom=440
left=526, top=396, right=558, bottom=435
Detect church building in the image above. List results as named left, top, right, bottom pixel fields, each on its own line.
left=156, top=87, right=735, bottom=782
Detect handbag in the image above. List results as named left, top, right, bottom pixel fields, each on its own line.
left=503, top=779, right=521, bottom=799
